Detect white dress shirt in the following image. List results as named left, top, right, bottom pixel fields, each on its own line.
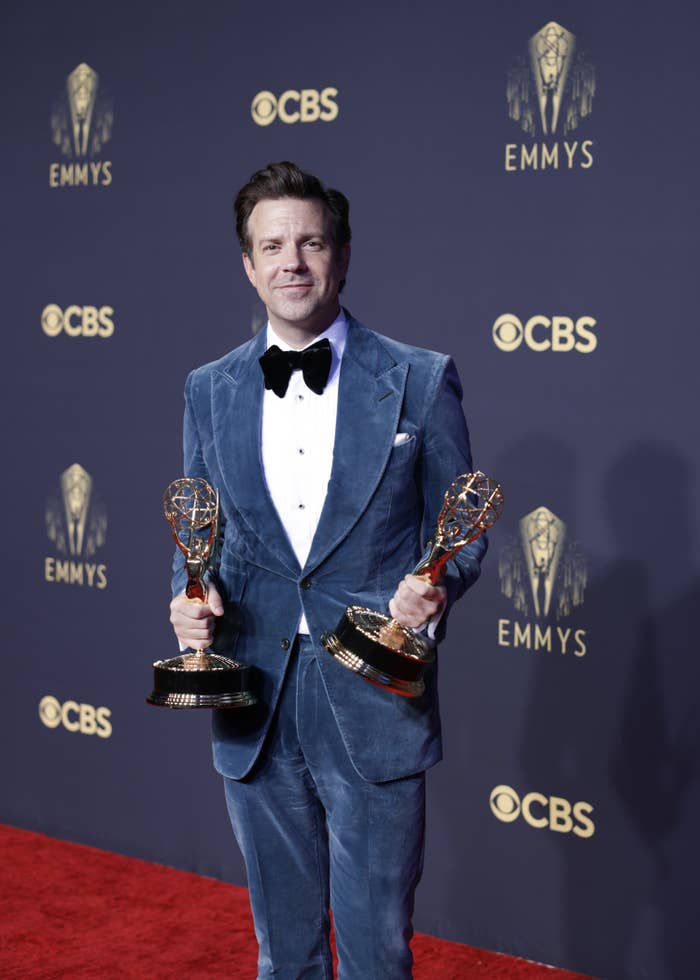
left=261, top=311, right=348, bottom=634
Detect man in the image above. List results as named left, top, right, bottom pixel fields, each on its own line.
left=169, top=162, right=486, bottom=979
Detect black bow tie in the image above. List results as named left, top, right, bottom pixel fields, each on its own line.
left=259, top=338, right=333, bottom=398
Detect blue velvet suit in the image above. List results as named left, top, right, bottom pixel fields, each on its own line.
left=172, top=315, right=485, bottom=977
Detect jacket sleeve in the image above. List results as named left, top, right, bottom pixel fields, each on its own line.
left=170, top=370, right=221, bottom=599
left=418, top=355, right=487, bottom=643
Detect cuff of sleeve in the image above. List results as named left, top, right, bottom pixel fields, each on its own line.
left=426, top=605, right=445, bottom=640
left=416, top=605, right=445, bottom=645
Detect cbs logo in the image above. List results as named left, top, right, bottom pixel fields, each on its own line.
left=39, top=695, right=112, bottom=739
left=251, top=87, right=339, bottom=126
left=489, top=784, right=595, bottom=838
left=41, top=304, right=115, bottom=338
left=492, top=314, right=597, bottom=353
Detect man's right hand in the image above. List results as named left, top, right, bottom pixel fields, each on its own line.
left=169, top=583, right=224, bottom=650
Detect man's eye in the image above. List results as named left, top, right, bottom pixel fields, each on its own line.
left=262, top=244, right=279, bottom=253
left=305, top=240, right=322, bottom=250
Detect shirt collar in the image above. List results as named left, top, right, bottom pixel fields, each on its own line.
left=265, top=309, right=348, bottom=364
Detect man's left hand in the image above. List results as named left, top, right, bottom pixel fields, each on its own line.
left=388, top=575, right=447, bottom=630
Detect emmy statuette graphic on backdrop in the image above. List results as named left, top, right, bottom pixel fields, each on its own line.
left=147, top=478, right=257, bottom=709
left=322, top=472, right=504, bottom=697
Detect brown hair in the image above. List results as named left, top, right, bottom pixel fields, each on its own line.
left=234, top=161, right=351, bottom=257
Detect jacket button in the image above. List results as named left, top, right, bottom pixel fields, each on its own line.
left=280, top=638, right=290, bottom=650
left=300, top=577, right=311, bottom=590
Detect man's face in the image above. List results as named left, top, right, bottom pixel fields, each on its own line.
left=242, top=197, right=350, bottom=346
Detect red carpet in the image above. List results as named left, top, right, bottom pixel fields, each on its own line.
left=0, top=824, right=596, bottom=979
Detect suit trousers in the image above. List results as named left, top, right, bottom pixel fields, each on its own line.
left=223, top=636, right=426, bottom=979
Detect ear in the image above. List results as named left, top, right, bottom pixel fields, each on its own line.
left=337, top=243, right=351, bottom=279
left=242, top=252, right=256, bottom=288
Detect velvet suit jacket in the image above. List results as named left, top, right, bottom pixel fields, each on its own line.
left=172, top=316, right=486, bottom=783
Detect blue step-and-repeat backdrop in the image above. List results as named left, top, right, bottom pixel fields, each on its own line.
left=2, top=2, right=698, bottom=978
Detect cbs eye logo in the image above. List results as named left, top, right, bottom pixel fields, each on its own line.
left=251, top=87, right=339, bottom=126
left=41, top=304, right=115, bottom=338
left=39, top=695, right=112, bottom=738
left=489, top=784, right=595, bottom=838
left=492, top=314, right=597, bottom=353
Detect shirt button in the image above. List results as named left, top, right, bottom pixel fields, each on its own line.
left=280, top=638, right=290, bottom=650
left=300, top=577, right=311, bottom=590
left=298, top=503, right=305, bottom=509
left=297, top=394, right=304, bottom=401
left=298, top=448, right=305, bottom=455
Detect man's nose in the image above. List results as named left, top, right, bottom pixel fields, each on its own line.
left=281, top=245, right=307, bottom=271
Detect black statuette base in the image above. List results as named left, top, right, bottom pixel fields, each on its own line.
left=147, top=651, right=257, bottom=709
left=322, top=606, right=435, bottom=698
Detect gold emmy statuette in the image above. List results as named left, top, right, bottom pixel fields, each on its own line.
left=322, top=472, right=504, bottom=697
left=147, top=478, right=257, bottom=709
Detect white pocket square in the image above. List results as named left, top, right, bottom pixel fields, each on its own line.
left=393, top=432, right=411, bottom=446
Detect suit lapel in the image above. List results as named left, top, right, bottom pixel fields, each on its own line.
left=304, top=319, right=408, bottom=573
left=211, top=331, right=300, bottom=575
left=210, top=319, right=407, bottom=577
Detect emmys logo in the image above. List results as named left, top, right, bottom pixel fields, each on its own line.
left=49, top=63, right=113, bottom=187
left=492, top=315, right=597, bottom=354
left=505, top=22, right=595, bottom=172
left=498, top=506, right=587, bottom=656
left=251, top=87, right=339, bottom=126
left=44, top=464, right=108, bottom=589
left=490, top=785, right=595, bottom=838
left=41, top=304, right=115, bottom=339
left=39, top=695, right=112, bottom=738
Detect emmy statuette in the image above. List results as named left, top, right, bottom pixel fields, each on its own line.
left=322, top=472, right=504, bottom=697
left=147, top=478, right=257, bottom=709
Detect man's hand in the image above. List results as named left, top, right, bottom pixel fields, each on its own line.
left=388, top=575, right=447, bottom=630
left=169, top=582, right=224, bottom=650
